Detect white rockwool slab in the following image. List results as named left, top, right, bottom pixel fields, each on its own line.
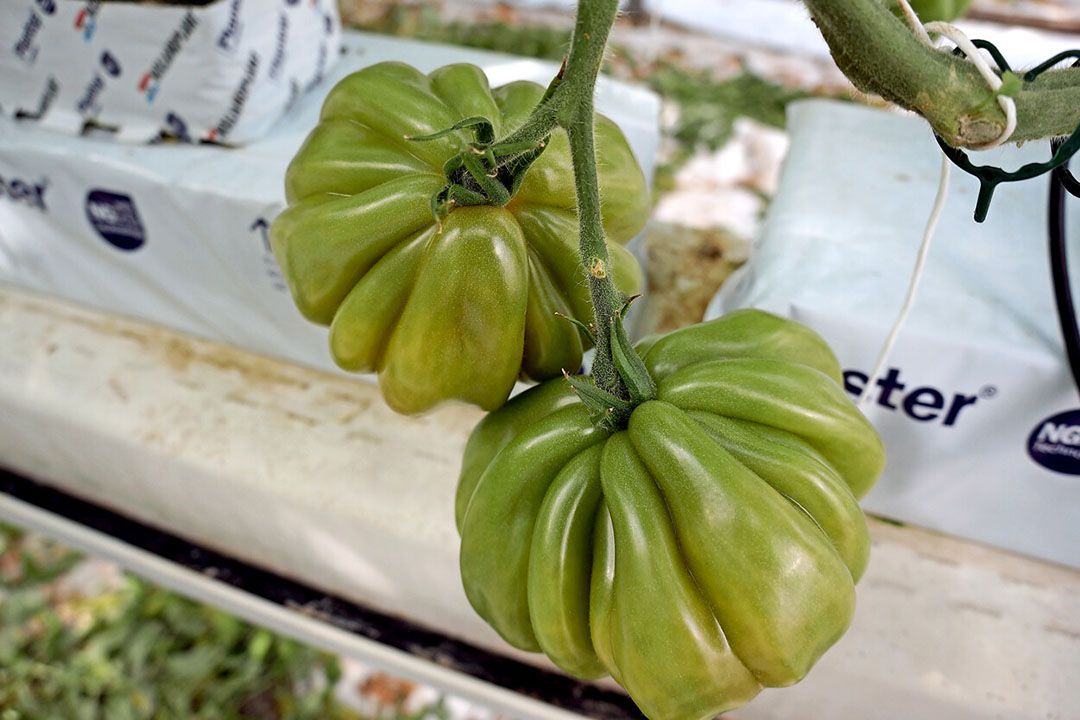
left=1, top=286, right=1077, bottom=720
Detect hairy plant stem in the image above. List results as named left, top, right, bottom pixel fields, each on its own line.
left=802, top=0, right=1080, bottom=147
left=497, top=0, right=628, bottom=400
left=560, top=0, right=626, bottom=398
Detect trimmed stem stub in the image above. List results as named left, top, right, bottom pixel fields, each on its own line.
left=588, top=257, right=608, bottom=279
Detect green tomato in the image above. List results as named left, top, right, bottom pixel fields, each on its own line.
left=271, top=62, right=649, bottom=414
left=457, top=309, right=885, bottom=720
left=898, top=0, right=972, bottom=22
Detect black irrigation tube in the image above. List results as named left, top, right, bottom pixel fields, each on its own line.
left=1049, top=148, right=1080, bottom=396
left=0, top=467, right=644, bottom=720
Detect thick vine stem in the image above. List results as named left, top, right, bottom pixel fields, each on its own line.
left=803, top=0, right=1080, bottom=147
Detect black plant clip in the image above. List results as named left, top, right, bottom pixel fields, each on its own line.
left=1048, top=139, right=1080, bottom=397
left=933, top=43, right=1080, bottom=222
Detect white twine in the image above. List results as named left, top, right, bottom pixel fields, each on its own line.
left=858, top=154, right=951, bottom=411
left=922, top=21, right=1017, bottom=150
left=858, top=4, right=1017, bottom=411
left=895, top=0, right=932, bottom=45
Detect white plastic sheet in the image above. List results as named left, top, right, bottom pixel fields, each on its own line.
left=711, top=99, right=1080, bottom=568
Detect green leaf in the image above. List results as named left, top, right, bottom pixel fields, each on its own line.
left=248, top=628, right=273, bottom=662
left=564, top=373, right=632, bottom=430
left=554, top=312, right=596, bottom=344
left=998, top=71, right=1023, bottom=99
left=405, top=115, right=495, bottom=145
left=609, top=315, right=656, bottom=405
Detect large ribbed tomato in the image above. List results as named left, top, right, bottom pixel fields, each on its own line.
left=457, top=310, right=886, bottom=720
left=271, top=62, right=649, bottom=414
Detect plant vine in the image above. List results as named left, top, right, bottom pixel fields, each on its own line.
left=803, top=0, right=1080, bottom=147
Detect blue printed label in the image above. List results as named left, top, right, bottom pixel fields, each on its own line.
left=14, top=9, right=45, bottom=64
left=138, top=11, right=199, bottom=104
left=843, top=367, right=994, bottom=427
left=100, top=50, right=121, bottom=77
left=164, top=111, right=191, bottom=142
left=216, top=0, right=243, bottom=53
left=251, top=216, right=287, bottom=292
left=75, top=2, right=102, bottom=42
left=0, top=174, right=48, bottom=210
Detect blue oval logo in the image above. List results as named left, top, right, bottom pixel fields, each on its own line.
left=1027, top=409, right=1080, bottom=475
left=85, top=190, right=146, bottom=251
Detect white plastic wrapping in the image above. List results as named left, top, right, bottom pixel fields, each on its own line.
left=711, top=99, right=1080, bottom=568
left=0, top=31, right=660, bottom=384
left=0, top=0, right=340, bottom=144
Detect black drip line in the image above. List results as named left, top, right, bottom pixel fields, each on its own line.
left=928, top=41, right=1080, bottom=395
left=1049, top=143, right=1080, bottom=394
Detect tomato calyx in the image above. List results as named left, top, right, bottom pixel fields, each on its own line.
left=407, top=116, right=550, bottom=226
left=561, top=298, right=656, bottom=431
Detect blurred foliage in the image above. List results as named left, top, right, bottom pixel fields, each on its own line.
left=643, top=63, right=811, bottom=194
left=0, top=523, right=358, bottom=720
left=358, top=4, right=570, bottom=62
left=646, top=64, right=808, bottom=153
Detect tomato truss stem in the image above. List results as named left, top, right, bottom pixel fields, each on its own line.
left=493, top=0, right=634, bottom=409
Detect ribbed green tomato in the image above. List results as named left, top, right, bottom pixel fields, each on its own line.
left=456, top=310, right=886, bottom=720
left=899, top=0, right=972, bottom=21
left=271, top=62, right=649, bottom=414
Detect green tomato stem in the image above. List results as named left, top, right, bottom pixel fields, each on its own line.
left=497, top=79, right=561, bottom=151
left=560, top=0, right=627, bottom=399
left=802, top=0, right=1080, bottom=147
left=566, top=108, right=627, bottom=398
left=495, top=0, right=629, bottom=401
